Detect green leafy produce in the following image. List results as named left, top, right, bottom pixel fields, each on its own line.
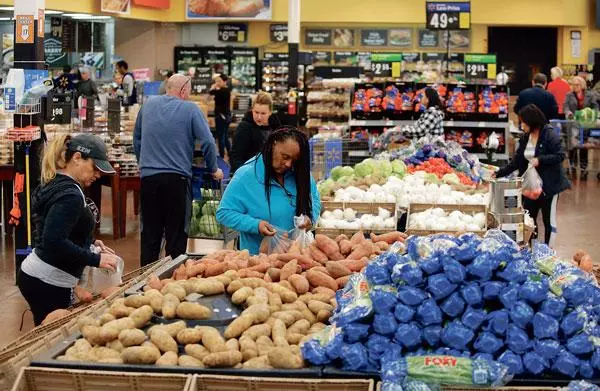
left=201, top=200, right=219, bottom=216
left=354, top=162, right=374, bottom=178
left=192, top=201, right=202, bottom=218
left=318, top=179, right=335, bottom=198
left=199, top=215, right=220, bottom=236
left=392, top=160, right=407, bottom=175
left=330, top=166, right=354, bottom=181
left=442, top=173, right=460, bottom=185
left=376, top=160, right=393, bottom=178
left=575, top=107, right=597, bottom=124
left=425, top=173, right=440, bottom=184
left=336, top=176, right=355, bottom=187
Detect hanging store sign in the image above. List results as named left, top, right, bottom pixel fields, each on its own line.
left=360, top=29, right=387, bottom=47
left=370, top=53, right=402, bottom=78
left=305, top=29, right=332, bottom=46
left=44, top=35, right=67, bottom=66
left=15, top=15, right=34, bottom=44
left=37, top=9, right=44, bottom=38
left=218, top=23, right=248, bottom=43
left=101, top=0, right=131, bottom=14
left=418, top=29, right=439, bottom=48
left=464, top=53, right=497, bottom=79
left=46, top=93, right=73, bottom=125
left=426, top=1, right=471, bottom=30
left=133, top=0, right=170, bottom=9
left=270, top=24, right=288, bottom=43
left=334, top=51, right=357, bottom=66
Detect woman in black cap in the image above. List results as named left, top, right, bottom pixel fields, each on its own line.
left=17, top=133, right=121, bottom=325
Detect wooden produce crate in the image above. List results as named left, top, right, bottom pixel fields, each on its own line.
left=192, top=375, right=373, bottom=391
left=11, top=366, right=191, bottom=391
left=405, top=203, right=487, bottom=237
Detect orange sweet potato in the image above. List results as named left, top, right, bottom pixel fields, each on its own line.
left=238, top=269, right=265, bottom=278
left=212, top=250, right=235, bottom=262
left=573, top=250, right=586, bottom=264
left=222, top=261, right=238, bottom=272
left=235, top=259, right=249, bottom=269
left=308, top=244, right=328, bottom=264
left=248, top=257, right=263, bottom=267
left=267, top=268, right=281, bottom=282
left=370, top=232, right=407, bottom=244
left=314, top=235, right=344, bottom=261
left=288, top=274, right=310, bottom=294
left=326, top=261, right=352, bottom=279
left=306, top=270, right=338, bottom=292
left=204, top=263, right=225, bottom=277
left=187, top=263, right=206, bottom=278
left=160, top=278, right=174, bottom=288
left=349, top=231, right=366, bottom=246
left=310, top=266, right=329, bottom=275
left=173, top=265, right=188, bottom=280
left=288, top=242, right=301, bottom=254
left=264, top=273, right=273, bottom=283
left=335, top=234, right=349, bottom=243
left=147, top=274, right=162, bottom=291
left=348, top=241, right=374, bottom=260
left=248, top=263, right=270, bottom=273
left=338, top=258, right=369, bottom=272
left=280, top=260, right=298, bottom=281
left=336, top=275, right=350, bottom=289
left=339, top=240, right=352, bottom=256
left=278, top=254, right=319, bottom=270
left=375, top=241, right=390, bottom=251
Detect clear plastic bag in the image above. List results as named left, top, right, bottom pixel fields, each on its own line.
left=259, top=226, right=293, bottom=254
left=288, top=214, right=314, bottom=250
left=522, top=165, right=543, bottom=200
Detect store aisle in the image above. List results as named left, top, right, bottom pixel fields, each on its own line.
left=0, top=181, right=598, bottom=347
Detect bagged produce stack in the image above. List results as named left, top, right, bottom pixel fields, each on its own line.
left=302, top=230, right=600, bottom=388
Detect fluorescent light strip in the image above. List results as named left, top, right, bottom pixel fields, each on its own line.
left=45, top=10, right=64, bottom=15
left=0, top=7, right=13, bottom=11
left=0, top=17, right=10, bottom=21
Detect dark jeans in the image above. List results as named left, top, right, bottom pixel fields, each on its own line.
left=569, top=148, right=588, bottom=170
left=215, top=113, right=231, bottom=157
left=17, top=269, right=72, bottom=326
left=140, top=173, right=191, bottom=266
left=523, top=194, right=558, bottom=246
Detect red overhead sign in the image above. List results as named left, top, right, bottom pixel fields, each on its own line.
left=133, top=0, right=170, bottom=9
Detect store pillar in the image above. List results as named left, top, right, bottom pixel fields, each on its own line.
left=12, top=0, right=46, bottom=276
left=287, top=0, right=300, bottom=126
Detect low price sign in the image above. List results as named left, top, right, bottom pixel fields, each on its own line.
left=46, top=93, right=72, bottom=124
left=464, top=54, right=497, bottom=79
left=426, top=1, right=471, bottom=30
left=370, top=53, right=402, bottom=77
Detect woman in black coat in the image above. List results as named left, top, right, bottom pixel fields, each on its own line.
left=496, top=104, right=570, bottom=246
left=230, top=91, right=280, bottom=174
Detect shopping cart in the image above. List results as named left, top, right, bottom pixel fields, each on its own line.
left=549, top=119, right=600, bottom=180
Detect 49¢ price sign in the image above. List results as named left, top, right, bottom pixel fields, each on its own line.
left=426, top=1, right=471, bottom=30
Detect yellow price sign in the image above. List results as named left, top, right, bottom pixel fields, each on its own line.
left=392, top=62, right=401, bottom=78
left=459, top=12, right=470, bottom=29
left=487, top=64, right=497, bottom=79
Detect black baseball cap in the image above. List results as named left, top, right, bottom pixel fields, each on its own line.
left=68, top=133, right=115, bottom=174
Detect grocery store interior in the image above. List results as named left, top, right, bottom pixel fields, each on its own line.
left=1, top=0, right=600, bottom=389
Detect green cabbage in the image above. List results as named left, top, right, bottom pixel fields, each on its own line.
left=201, top=200, right=219, bottom=216
left=318, top=179, right=335, bottom=197
left=425, top=173, right=440, bottom=184
left=192, top=201, right=202, bottom=218
left=442, top=173, right=461, bottom=185
left=330, top=165, right=354, bottom=181
left=376, top=160, right=393, bottom=178
left=341, top=166, right=354, bottom=177
left=199, top=215, right=220, bottom=236
left=354, top=162, right=374, bottom=178
left=392, top=159, right=407, bottom=174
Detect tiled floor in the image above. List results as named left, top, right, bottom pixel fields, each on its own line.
left=0, top=176, right=599, bottom=347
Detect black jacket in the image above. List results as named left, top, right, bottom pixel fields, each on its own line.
left=497, top=124, right=570, bottom=197
left=230, top=111, right=280, bottom=174
left=514, top=85, right=559, bottom=121
left=32, top=174, right=100, bottom=278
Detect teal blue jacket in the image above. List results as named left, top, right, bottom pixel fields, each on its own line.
left=216, top=155, right=321, bottom=255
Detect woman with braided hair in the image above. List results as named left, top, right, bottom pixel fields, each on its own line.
left=217, top=127, right=321, bottom=254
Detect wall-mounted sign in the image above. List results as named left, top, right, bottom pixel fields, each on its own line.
left=334, top=51, right=357, bottom=66
left=46, top=93, right=72, bottom=124
left=389, top=29, right=413, bottom=47
left=571, top=30, right=582, bottom=59
left=441, top=30, right=470, bottom=49
left=418, top=29, right=439, bottom=48
left=270, top=24, right=288, bottom=43
left=264, top=52, right=289, bottom=60
left=37, top=9, right=44, bottom=38
left=15, top=15, right=34, bottom=44
left=101, top=0, right=131, bottom=14
left=312, top=51, right=332, bottom=65
left=370, top=53, right=402, bottom=77
left=464, top=53, right=497, bottom=79
left=305, top=29, right=331, bottom=46
left=314, top=66, right=361, bottom=79
left=426, top=1, right=471, bottom=30
left=175, top=47, right=202, bottom=75
left=218, top=23, right=248, bottom=43
left=186, top=0, right=271, bottom=20
left=133, top=0, right=170, bottom=9
left=77, top=22, right=92, bottom=52
left=360, top=29, right=387, bottom=47
left=44, top=35, right=67, bottom=66
left=333, top=29, right=354, bottom=47
left=50, top=17, right=62, bottom=38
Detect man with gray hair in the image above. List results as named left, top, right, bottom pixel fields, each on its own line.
left=76, top=66, right=98, bottom=100
left=134, top=74, right=223, bottom=266
left=514, top=73, right=559, bottom=122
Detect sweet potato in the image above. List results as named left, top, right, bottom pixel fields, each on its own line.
left=349, top=231, right=366, bottom=246
left=314, top=234, right=344, bottom=261
left=336, top=275, right=350, bottom=289
left=335, top=234, right=349, bottom=243
left=248, top=262, right=270, bottom=273
left=280, top=259, right=298, bottom=281
left=277, top=253, right=319, bottom=270
left=338, top=258, right=369, bottom=272
left=308, top=244, right=328, bottom=264
left=580, top=254, right=594, bottom=273
left=306, top=270, right=338, bottom=292
left=173, top=264, right=188, bottom=280
left=288, top=274, right=310, bottom=294
left=375, top=241, right=390, bottom=251
left=203, top=262, right=225, bottom=277
left=288, top=241, right=301, bottom=254
left=370, top=231, right=406, bottom=244
left=278, top=280, right=294, bottom=291
left=311, top=287, right=336, bottom=299
left=147, top=274, right=162, bottom=291
left=339, top=240, right=352, bottom=256
left=310, top=266, right=329, bottom=275
left=240, top=278, right=267, bottom=289
left=347, top=241, right=374, bottom=260
left=317, top=309, right=331, bottom=322
left=267, top=268, right=281, bottom=282
left=326, top=261, right=352, bottom=279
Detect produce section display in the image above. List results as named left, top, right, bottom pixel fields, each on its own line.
left=306, top=78, right=356, bottom=132
left=301, top=230, right=600, bottom=387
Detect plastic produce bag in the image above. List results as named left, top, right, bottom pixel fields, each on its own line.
left=532, top=313, right=559, bottom=340
left=398, top=286, right=428, bottom=306
left=423, top=325, right=442, bottom=347
left=441, top=292, right=466, bottom=318
left=289, top=215, right=314, bottom=249
left=522, top=165, right=543, bottom=200
left=553, top=350, right=580, bottom=378
left=579, top=360, right=595, bottom=379
left=331, top=273, right=373, bottom=326
left=506, top=325, right=531, bottom=354
left=395, top=322, right=423, bottom=349
left=460, top=282, right=483, bottom=306
left=367, top=334, right=393, bottom=363
left=523, top=351, right=548, bottom=375
left=344, top=322, right=370, bottom=343
left=509, top=301, right=534, bottom=329
left=519, top=276, right=549, bottom=304
left=474, top=332, right=504, bottom=354
left=259, top=226, right=293, bottom=254
left=341, top=343, right=369, bottom=371
left=481, top=281, right=506, bottom=301
left=462, top=307, right=487, bottom=331
left=365, top=257, right=393, bottom=285
left=499, top=284, right=520, bottom=309
left=567, top=334, right=595, bottom=355
left=561, top=308, right=589, bottom=337
left=427, top=274, right=457, bottom=300
left=467, top=255, right=496, bottom=281
left=417, top=299, right=443, bottom=326
left=374, top=313, right=398, bottom=337
left=300, top=325, right=344, bottom=365
left=420, top=256, right=442, bottom=275
left=592, top=349, right=600, bottom=370
left=565, top=380, right=600, bottom=391
left=498, top=350, right=524, bottom=375
left=443, top=259, right=467, bottom=284
left=381, top=344, right=405, bottom=383
left=540, top=294, right=567, bottom=319
left=394, top=303, right=416, bottom=323
left=497, top=259, right=534, bottom=284
left=486, top=310, right=510, bottom=336
left=473, top=353, right=494, bottom=363
left=534, top=339, right=561, bottom=360
left=370, top=285, right=398, bottom=314
left=392, top=260, right=424, bottom=287
left=441, top=321, right=475, bottom=351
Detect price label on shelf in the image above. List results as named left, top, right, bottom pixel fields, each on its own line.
left=46, top=93, right=72, bottom=124
left=270, top=24, right=288, bottom=43
left=371, top=62, right=391, bottom=76
left=464, top=53, right=497, bottom=79
left=426, top=1, right=471, bottom=30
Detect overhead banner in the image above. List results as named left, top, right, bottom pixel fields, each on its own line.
left=101, top=0, right=131, bottom=14
left=426, top=1, right=471, bottom=30
left=186, top=0, right=272, bottom=20
left=133, top=0, right=170, bottom=8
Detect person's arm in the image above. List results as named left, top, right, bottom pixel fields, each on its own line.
left=563, top=94, right=576, bottom=118
left=191, top=107, right=218, bottom=174
left=133, top=107, right=143, bottom=161
left=538, top=130, right=566, bottom=167
left=414, top=110, right=436, bottom=138
left=496, top=137, right=525, bottom=178
left=513, top=93, right=524, bottom=114
left=91, top=80, right=98, bottom=96
left=216, top=172, right=261, bottom=234
left=230, top=122, right=252, bottom=173
left=310, top=176, right=321, bottom=225
left=123, top=75, right=134, bottom=97
left=42, top=195, right=101, bottom=268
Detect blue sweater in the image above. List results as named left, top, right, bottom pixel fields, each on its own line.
left=134, top=95, right=218, bottom=178
left=216, top=155, right=321, bottom=255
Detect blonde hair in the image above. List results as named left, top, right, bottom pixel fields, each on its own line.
left=41, top=135, right=71, bottom=184
left=253, top=91, right=273, bottom=111
left=572, top=76, right=587, bottom=89
left=550, top=67, right=563, bottom=80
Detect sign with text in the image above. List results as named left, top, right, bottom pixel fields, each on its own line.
left=305, top=29, right=332, bottom=46
left=44, top=35, right=67, bottom=66
left=464, top=53, right=497, bottom=79
left=37, top=9, right=44, bottom=38
left=218, top=23, right=248, bottom=42
left=370, top=53, right=402, bottom=77
left=270, top=24, right=288, bottom=43
left=312, top=51, right=332, bottom=65
left=426, top=1, right=471, bottom=30
left=15, top=15, right=34, bottom=44
left=361, top=29, right=387, bottom=47
left=264, top=52, right=289, bottom=60
left=314, top=66, right=361, bottom=79
left=46, top=93, right=72, bottom=124
left=418, top=29, right=439, bottom=48
left=334, top=51, right=357, bottom=65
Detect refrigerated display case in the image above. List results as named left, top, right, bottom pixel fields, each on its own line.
left=230, top=48, right=258, bottom=94
left=174, top=47, right=203, bottom=76
left=204, top=48, right=230, bottom=76
left=261, top=53, right=289, bottom=107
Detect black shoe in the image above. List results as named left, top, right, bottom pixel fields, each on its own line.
left=581, top=171, right=588, bottom=180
